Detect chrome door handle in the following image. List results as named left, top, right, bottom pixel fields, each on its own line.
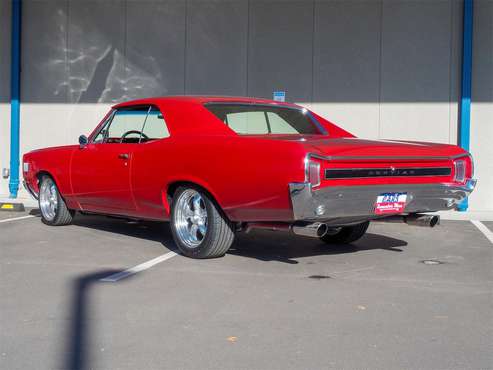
left=118, top=153, right=129, bottom=160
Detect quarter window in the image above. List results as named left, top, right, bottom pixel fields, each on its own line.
left=205, top=103, right=321, bottom=135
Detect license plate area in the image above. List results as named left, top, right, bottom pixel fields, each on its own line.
left=374, top=192, right=407, bottom=215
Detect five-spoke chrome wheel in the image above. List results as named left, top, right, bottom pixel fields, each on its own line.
left=39, top=177, right=58, bottom=221
left=173, top=189, right=208, bottom=248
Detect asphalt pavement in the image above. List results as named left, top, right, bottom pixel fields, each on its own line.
left=1, top=209, right=492, bottom=370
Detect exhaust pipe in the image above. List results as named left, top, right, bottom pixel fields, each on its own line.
left=244, top=222, right=329, bottom=238
left=377, top=214, right=440, bottom=228
left=291, top=222, right=328, bottom=238
left=405, top=214, right=440, bottom=228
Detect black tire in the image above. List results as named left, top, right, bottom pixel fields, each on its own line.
left=320, top=221, right=369, bottom=244
left=38, top=175, right=75, bottom=226
left=170, top=186, right=235, bottom=258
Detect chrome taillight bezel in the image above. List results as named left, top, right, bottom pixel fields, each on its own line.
left=453, top=153, right=474, bottom=183
left=454, top=159, right=466, bottom=183
left=305, top=154, right=321, bottom=187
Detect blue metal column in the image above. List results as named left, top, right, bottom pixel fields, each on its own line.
left=9, top=0, right=22, bottom=198
left=457, top=0, right=473, bottom=212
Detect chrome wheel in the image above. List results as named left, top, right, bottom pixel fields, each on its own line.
left=39, top=177, right=58, bottom=221
left=173, top=189, right=208, bottom=248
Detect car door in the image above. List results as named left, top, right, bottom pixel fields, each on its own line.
left=71, top=106, right=151, bottom=214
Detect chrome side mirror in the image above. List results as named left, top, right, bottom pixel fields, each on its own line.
left=79, top=135, right=88, bottom=148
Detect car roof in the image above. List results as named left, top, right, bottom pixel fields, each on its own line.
left=112, top=96, right=301, bottom=109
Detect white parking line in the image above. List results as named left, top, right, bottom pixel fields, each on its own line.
left=471, top=220, right=493, bottom=245
left=100, top=251, right=178, bottom=282
left=0, top=215, right=35, bottom=224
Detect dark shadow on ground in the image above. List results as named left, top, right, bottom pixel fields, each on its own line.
left=28, top=208, right=40, bottom=216
left=62, top=269, right=135, bottom=370
left=72, top=213, right=175, bottom=247
left=70, top=213, right=406, bottom=265
left=228, top=231, right=407, bottom=264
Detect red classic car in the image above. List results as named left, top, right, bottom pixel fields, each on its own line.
left=22, top=96, right=476, bottom=258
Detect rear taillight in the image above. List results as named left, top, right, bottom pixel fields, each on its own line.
left=306, top=157, right=321, bottom=187
left=454, top=159, right=466, bottom=182
left=453, top=154, right=473, bottom=183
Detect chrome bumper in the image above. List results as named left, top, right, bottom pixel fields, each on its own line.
left=22, top=180, right=39, bottom=200
left=289, top=179, right=477, bottom=225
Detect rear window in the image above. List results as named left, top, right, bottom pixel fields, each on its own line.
left=204, top=103, right=322, bottom=135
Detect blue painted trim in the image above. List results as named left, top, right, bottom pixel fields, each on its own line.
left=9, top=0, right=22, bottom=198
left=458, top=0, right=473, bottom=212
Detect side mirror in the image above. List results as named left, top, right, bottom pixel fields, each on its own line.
left=79, top=135, right=88, bottom=148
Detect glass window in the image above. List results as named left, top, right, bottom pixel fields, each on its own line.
left=142, top=107, right=170, bottom=139
left=92, top=113, right=114, bottom=143
left=106, top=108, right=149, bottom=143
left=93, top=106, right=170, bottom=144
left=226, top=111, right=268, bottom=134
left=267, top=112, right=299, bottom=134
left=205, top=104, right=321, bottom=135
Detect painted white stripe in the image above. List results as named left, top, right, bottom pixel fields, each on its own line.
left=0, top=215, right=35, bottom=223
left=100, top=251, right=178, bottom=282
left=471, top=220, right=493, bottom=245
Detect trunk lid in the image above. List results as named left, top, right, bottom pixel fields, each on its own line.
left=255, top=135, right=464, bottom=159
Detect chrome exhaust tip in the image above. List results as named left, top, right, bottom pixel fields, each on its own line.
left=405, top=214, right=440, bottom=228
left=291, top=222, right=328, bottom=238
left=376, top=214, right=440, bottom=228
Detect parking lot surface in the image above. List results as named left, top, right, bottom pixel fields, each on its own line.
left=1, top=210, right=492, bottom=370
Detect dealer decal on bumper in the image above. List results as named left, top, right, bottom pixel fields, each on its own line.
left=374, top=192, right=407, bottom=215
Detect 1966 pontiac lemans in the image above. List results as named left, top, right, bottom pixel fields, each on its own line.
left=23, top=96, right=476, bottom=258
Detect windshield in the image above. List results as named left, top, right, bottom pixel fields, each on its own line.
left=204, top=103, right=322, bottom=135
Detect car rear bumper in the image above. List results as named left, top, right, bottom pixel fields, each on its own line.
left=23, top=180, right=39, bottom=200
left=289, top=179, right=477, bottom=226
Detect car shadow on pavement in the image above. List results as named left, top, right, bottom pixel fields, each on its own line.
left=228, top=231, right=407, bottom=264
left=70, top=214, right=406, bottom=264
left=72, top=213, right=174, bottom=247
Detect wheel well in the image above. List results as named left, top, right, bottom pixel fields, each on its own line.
left=166, top=181, right=230, bottom=221
left=36, top=170, right=52, bottom=183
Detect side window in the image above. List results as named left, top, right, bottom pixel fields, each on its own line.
left=267, top=112, right=298, bottom=134
left=106, top=108, right=149, bottom=143
left=226, top=111, right=268, bottom=134
left=92, top=106, right=170, bottom=144
left=142, top=106, right=170, bottom=139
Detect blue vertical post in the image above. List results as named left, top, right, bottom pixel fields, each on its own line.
left=9, top=0, right=22, bottom=198
left=457, top=0, right=473, bottom=212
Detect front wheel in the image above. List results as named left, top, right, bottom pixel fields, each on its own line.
left=170, top=186, right=235, bottom=258
left=320, top=221, right=370, bottom=244
left=39, top=176, right=75, bottom=226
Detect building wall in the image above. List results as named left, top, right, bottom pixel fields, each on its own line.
left=0, top=0, right=491, bottom=213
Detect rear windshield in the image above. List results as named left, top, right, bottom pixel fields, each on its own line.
left=204, top=103, right=322, bottom=135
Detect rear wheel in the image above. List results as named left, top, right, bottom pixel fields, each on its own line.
left=170, top=186, right=235, bottom=258
left=39, top=176, right=74, bottom=226
left=320, top=221, right=369, bottom=244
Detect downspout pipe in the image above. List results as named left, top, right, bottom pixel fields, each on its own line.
left=457, top=0, right=473, bottom=212
left=9, top=0, right=22, bottom=198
